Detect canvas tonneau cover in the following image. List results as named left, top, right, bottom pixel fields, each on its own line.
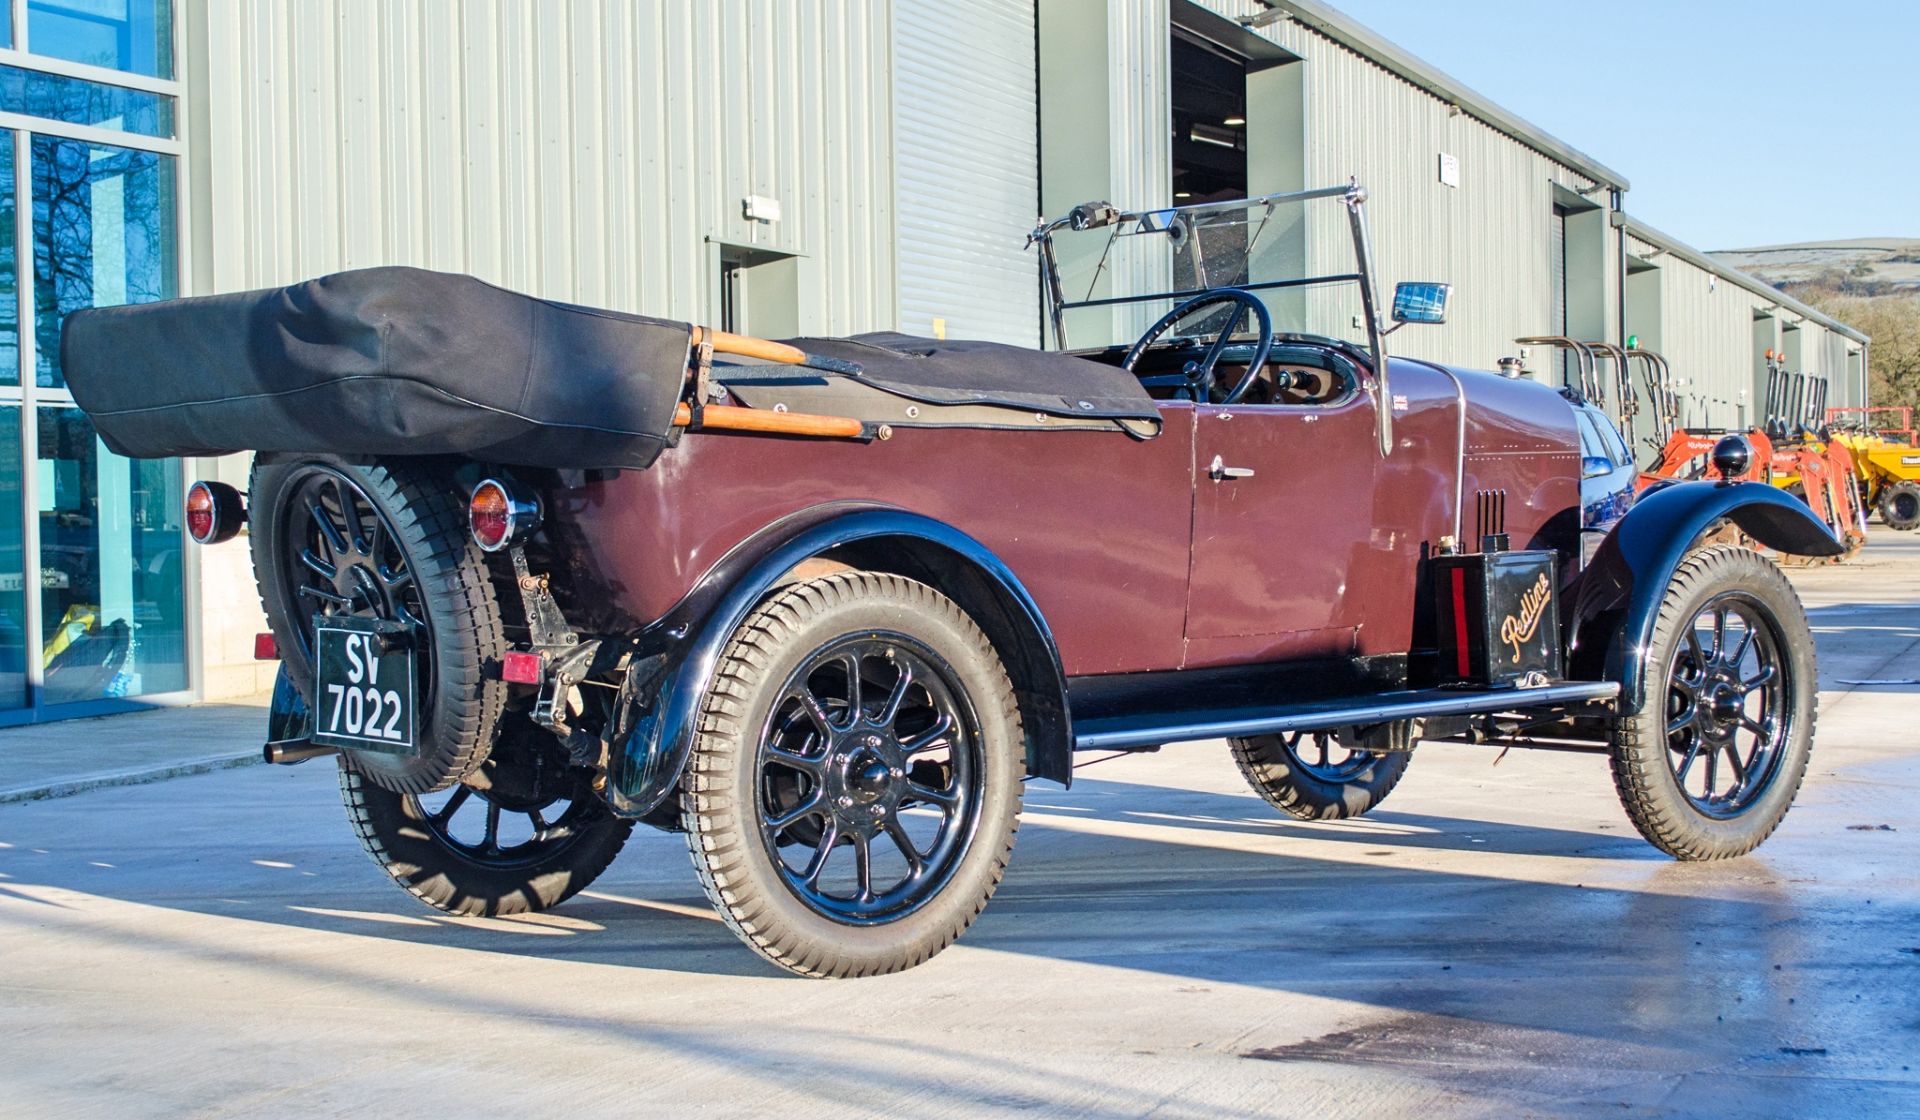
left=62, top=267, right=694, bottom=471
left=788, top=333, right=1159, bottom=429
left=61, top=267, right=1160, bottom=471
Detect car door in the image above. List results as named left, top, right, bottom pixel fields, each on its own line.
left=1184, top=387, right=1383, bottom=667
left=1183, top=356, right=1466, bottom=669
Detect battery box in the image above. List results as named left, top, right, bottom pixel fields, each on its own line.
left=1431, top=549, right=1562, bottom=687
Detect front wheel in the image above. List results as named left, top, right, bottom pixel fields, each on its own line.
left=681, top=571, right=1023, bottom=977
left=1608, top=546, right=1815, bottom=860
left=1878, top=480, right=1920, bottom=530
left=1230, top=723, right=1413, bottom=820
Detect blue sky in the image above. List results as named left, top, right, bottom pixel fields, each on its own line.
left=1332, top=0, right=1916, bottom=250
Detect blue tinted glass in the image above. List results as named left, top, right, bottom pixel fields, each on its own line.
left=0, top=407, right=26, bottom=711
left=27, top=0, right=171, bottom=80
left=33, top=136, right=177, bottom=389
left=38, top=406, right=186, bottom=704
left=0, top=135, right=14, bottom=387
left=0, top=64, right=172, bottom=136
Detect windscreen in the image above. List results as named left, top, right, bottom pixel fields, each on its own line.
left=1040, top=192, right=1369, bottom=353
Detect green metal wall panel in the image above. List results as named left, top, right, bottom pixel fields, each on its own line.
left=186, top=0, right=897, bottom=335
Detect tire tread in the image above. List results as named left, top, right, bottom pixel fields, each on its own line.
left=680, top=571, right=1022, bottom=978
left=1608, top=545, right=1816, bottom=860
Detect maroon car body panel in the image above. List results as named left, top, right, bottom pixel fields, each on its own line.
left=550, top=353, right=1584, bottom=681
left=557, top=405, right=1199, bottom=677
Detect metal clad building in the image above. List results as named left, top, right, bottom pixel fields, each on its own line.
left=0, top=0, right=1870, bottom=722
left=189, top=0, right=898, bottom=336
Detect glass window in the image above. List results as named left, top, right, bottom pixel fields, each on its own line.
left=1574, top=410, right=1608, bottom=477
left=0, top=64, right=174, bottom=137
left=0, top=407, right=27, bottom=710
left=27, top=0, right=172, bottom=80
left=33, top=134, right=175, bottom=389
left=0, top=133, right=14, bottom=388
left=38, top=406, right=184, bottom=704
left=1599, top=414, right=1630, bottom=465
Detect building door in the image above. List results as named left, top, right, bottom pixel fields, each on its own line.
left=718, top=246, right=799, bottom=340
left=893, top=0, right=1038, bottom=345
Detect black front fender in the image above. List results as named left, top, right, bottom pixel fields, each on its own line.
left=1567, top=480, right=1838, bottom=712
left=604, top=504, right=1071, bottom=819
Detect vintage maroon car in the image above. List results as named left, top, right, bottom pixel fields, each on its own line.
left=64, top=185, right=1838, bottom=977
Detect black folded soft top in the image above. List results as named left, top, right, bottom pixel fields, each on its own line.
left=61, top=266, right=1157, bottom=470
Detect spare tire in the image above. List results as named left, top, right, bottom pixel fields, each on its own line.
left=250, top=455, right=505, bottom=794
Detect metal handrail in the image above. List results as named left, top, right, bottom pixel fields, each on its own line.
left=1626, top=348, right=1676, bottom=449
left=1514, top=336, right=1601, bottom=404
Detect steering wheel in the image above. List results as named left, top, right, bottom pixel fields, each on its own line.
left=1121, top=289, right=1275, bottom=405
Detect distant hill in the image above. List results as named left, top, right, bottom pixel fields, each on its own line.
left=1732, top=239, right=1920, bottom=415
left=1712, top=238, right=1920, bottom=291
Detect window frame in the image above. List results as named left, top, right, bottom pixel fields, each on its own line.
left=0, top=12, right=190, bottom=726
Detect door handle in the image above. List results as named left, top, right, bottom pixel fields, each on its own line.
left=1208, top=454, right=1255, bottom=481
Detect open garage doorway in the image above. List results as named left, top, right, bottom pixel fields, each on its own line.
left=1168, top=2, right=1304, bottom=313
left=1171, top=28, right=1247, bottom=205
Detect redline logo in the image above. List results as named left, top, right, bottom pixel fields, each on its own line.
left=1500, top=572, right=1552, bottom=663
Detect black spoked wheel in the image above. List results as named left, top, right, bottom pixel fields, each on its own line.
left=683, top=571, right=1023, bottom=977
left=341, top=726, right=634, bottom=917
left=1611, top=546, right=1815, bottom=859
left=251, top=455, right=504, bottom=794
left=1230, top=723, right=1413, bottom=821
left=1661, top=594, right=1790, bottom=818
left=281, top=468, right=426, bottom=653
left=1282, top=730, right=1379, bottom=783
left=757, top=635, right=981, bottom=925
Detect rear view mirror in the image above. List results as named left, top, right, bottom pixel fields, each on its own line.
left=1391, top=282, right=1451, bottom=325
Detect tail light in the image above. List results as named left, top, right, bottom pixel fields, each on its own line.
left=185, top=480, right=246, bottom=545
left=500, top=651, right=543, bottom=684
left=469, top=478, right=540, bottom=552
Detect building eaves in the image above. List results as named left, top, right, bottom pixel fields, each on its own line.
left=1625, top=217, right=1871, bottom=346
left=1251, top=0, right=1631, bottom=192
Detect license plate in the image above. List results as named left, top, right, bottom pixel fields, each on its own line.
left=312, top=616, right=417, bottom=756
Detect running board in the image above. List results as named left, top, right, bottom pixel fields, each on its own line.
left=1071, top=681, right=1621, bottom=752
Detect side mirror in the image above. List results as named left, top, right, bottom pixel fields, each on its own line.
left=1580, top=454, right=1614, bottom=479
left=1391, top=282, right=1451, bottom=326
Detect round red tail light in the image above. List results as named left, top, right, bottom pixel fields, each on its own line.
left=186, top=480, right=246, bottom=545
left=186, top=486, right=214, bottom=540
left=469, top=478, right=539, bottom=552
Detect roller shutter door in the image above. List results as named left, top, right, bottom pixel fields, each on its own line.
left=893, top=0, right=1039, bottom=346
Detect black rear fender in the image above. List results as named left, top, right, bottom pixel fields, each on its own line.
left=604, top=504, right=1071, bottom=819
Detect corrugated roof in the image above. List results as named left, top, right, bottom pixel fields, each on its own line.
left=1625, top=217, right=1871, bottom=345
left=1251, top=1, right=1867, bottom=347
left=1254, top=0, right=1631, bottom=191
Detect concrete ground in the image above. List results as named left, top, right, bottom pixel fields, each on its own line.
left=0, top=693, right=269, bottom=804
left=1, top=540, right=1916, bottom=1118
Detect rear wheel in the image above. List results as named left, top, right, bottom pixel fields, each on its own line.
left=1878, top=480, right=1920, bottom=530
left=681, top=572, right=1023, bottom=977
left=1230, top=723, right=1413, bottom=820
left=340, top=725, right=634, bottom=916
left=1609, top=546, right=1814, bottom=859
left=250, top=455, right=504, bottom=793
